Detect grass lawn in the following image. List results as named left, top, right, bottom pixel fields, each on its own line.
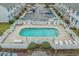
left=0, top=23, right=11, bottom=36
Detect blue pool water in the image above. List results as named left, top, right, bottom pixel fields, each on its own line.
left=19, top=28, right=59, bottom=37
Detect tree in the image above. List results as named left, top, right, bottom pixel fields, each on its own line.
left=9, top=19, right=15, bottom=24
left=57, top=12, right=61, bottom=16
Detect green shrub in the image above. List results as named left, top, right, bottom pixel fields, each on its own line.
left=9, top=19, right=15, bottom=24
left=53, top=8, right=56, bottom=10
left=41, top=42, right=52, bottom=49
left=0, top=31, right=3, bottom=36
left=57, top=13, right=61, bottom=16
left=28, top=42, right=37, bottom=50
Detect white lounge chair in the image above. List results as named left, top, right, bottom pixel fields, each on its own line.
left=64, top=40, right=69, bottom=45
left=27, top=21, right=31, bottom=24
left=57, top=22, right=60, bottom=25
left=54, top=22, right=56, bottom=25
left=68, top=40, right=73, bottom=45
left=54, top=40, right=59, bottom=45
left=13, top=39, right=23, bottom=43
left=73, top=41, right=77, bottom=45
left=59, top=40, right=63, bottom=45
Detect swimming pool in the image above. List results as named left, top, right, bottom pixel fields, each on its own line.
left=19, top=28, right=59, bottom=37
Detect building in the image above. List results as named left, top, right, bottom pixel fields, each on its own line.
left=54, top=3, right=79, bottom=29
left=0, top=5, right=9, bottom=22
left=0, top=3, right=33, bottom=22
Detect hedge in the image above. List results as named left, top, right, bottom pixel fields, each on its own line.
left=28, top=42, right=37, bottom=50
left=41, top=42, right=52, bottom=49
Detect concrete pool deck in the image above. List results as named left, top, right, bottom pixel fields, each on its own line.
left=3, top=22, right=71, bottom=45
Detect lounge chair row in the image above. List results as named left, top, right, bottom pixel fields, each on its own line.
left=0, top=52, right=17, bottom=56
left=52, top=40, right=77, bottom=45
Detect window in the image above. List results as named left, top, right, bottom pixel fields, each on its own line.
left=8, top=15, right=11, bottom=19
left=72, top=9, right=75, bottom=14
left=75, top=20, right=78, bottom=25
left=13, top=11, right=17, bottom=15
left=72, top=17, right=75, bottom=22
left=10, top=7, right=12, bottom=11
left=76, top=12, right=79, bottom=16
left=71, top=17, right=78, bottom=25
left=8, top=14, right=13, bottom=20
left=7, top=8, right=10, bottom=12
left=10, top=13, right=14, bottom=18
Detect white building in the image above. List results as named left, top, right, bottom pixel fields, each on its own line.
left=6, top=3, right=25, bottom=20
left=0, top=5, right=9, bottom=22
left=0, top=3, right=30, bottom=22
left=54, top=3, right=79, bottom=29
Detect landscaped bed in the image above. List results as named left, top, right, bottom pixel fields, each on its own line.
left=0, top=23, right=11, bottom=36
left=28, top=42, right=37, bottom=50
left=41, top=42, right=52, bottom=49
left=27, top=42, right=52, bottom=50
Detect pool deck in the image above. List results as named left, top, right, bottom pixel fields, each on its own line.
left=3, top=22, right=71, bottom=45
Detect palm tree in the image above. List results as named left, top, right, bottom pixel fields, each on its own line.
left=65, top=20, right=70, bottom=24
left=9, top=19, right=15, bottom=24
left=14, top=16, right=19, bottom=20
